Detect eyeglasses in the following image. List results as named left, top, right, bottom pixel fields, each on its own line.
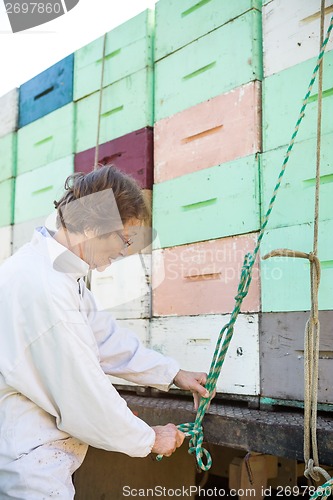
left=115, top=230, right=133, bottom=249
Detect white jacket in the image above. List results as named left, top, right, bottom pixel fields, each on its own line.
left=0, top=227, right=180, bottom=498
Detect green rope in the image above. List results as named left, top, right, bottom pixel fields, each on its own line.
left=157, top=15, right=333, bottom=472
left=309, top=477, right=333, bottom=500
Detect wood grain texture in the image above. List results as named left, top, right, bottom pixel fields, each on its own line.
left=154, top=82, right=261, bottom=182
left=263, top=0, right=333, bottom=77
left=0, top=89, right=18, bottom=138
left=260, top=311, right=333, bottom=403
left=152, top=234, right=260, bottom=316
left=150, top=314, right=260, bottom=395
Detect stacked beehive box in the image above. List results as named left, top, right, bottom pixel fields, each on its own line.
left=0, top=89, right=18, bottom=265
left=151, top=0, right=263, bottom=396
left=260, top=0, right=333, bottom=406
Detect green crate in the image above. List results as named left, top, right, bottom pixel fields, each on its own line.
left=261, top=134, right=333, bottom=229
left=75, top=67, right=153, bottom=153
left=14, top=155, right=74, bottom=224
left=74, top=9, right=154, bottom=101
left=260, top=220, right=333, bottom=312
left=0, top=132, right=16, bottom=182
left=154, top=9, right=262, bottom=121
left=155, top=0, right=261, bottom=61
left=153, top=155, right=260, bottom=249
left=17, top=103, right=74, bottom=176
left=263, top=50, right=333, bottom=151
left=0, top=178, right=15, bottom=227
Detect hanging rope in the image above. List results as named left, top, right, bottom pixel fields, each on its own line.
left=156, top=14, right=333, bottom=472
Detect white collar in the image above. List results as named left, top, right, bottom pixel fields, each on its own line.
left=31, top=226, right=90, bottom=279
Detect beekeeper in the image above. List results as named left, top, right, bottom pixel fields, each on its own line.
left=0, top=165, right=210, bottom=499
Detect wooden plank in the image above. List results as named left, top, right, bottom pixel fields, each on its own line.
left=263, top=50, right=333, bottom=151
left=155, top=0, right=261, bottom=61
left=155, top=9, right=262, bottom=121
left=154, top=82, right=261, bottom=183
left=17, top=103, right=74, bottom=176
left=152, top=234, right=260, bottom=316
left=260, top=220, right=333, bottom=312
left=14, top=156, right=74, bottom=224
left=150, top=314, right=260, bottom=395
left=0, top=89, right=18, bottom=138
left=19, top=54, right=74, bottom=128
left=0, top=178, right=15, bottom=227
left=74, top=127, right=153, bottom=189
left=0, top=132, right=17, bottom=182
left=263, top=0, right=333, bottom=77
left=153, top=155, right=260, bottom=249
left=260, top=311, right=333, bottom=404
left=75, top=68, right=153, bottom=153
left=90, top=254, right=151, bottom=319
left=0, top=225, right=12, bottom=265
left=74, top=10, right=154, bottom=100
left=260, top=134, right=333, bottom=229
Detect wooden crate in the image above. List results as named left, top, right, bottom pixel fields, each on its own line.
left=154, top=9, right=262, bottom=121
left=263, top=0, right=333, bottom=77
left=153, top=154, right=260, bottom=249
left=260, top=220, right=333, bottom=312
left=0, top=225, right=12, bottom=265
left=155, top=0, right=261, bottom=61
left=12, top=215, right=57, bottom=254
left=154, top=81, right=261, bottom=183
left=0, top=132, right=16, bottom=182
left=90, top=254, right=151, bottom=320
left=261, top=134, right=333, bottom=229
left=0, top=178, right=15, bottom=227
left=74, top=127, right=153, bottom=189
left=75, top=68, right=153, bottom=153
left=107, top=319, right=150, bottom=387
left=152, top=234, right=260, bottom=316
left=150, top=314, right=260, bottom=395
left=19, top=54, right=74, bottom=128
left=74, top=9, right=154, bottom=100
left=260, top=311, right=333, bottom=404
left=263, top=50, right=333, bottom=151
left=0, top=89, right=18, bottom=138
left=17, top=103, right=74, bottom=175
left=14, top=156, right=74, bottom=224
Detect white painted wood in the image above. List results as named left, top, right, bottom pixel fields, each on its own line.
left=0, top=225, right=12, bottom=265
left=91, top=254, right=151, bottom=320
left=263, top=0, right=333, bottom=76
left=150, top=314, right=259, bottom=396
left=108, top=319, right=150, bottom=387
left=12, top=213, right=57, bottom=254
left=0, top=89, right=18, bottom=138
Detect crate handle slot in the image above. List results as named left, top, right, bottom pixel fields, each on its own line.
left=184, top=272, right=221, bottom=281
left=303, top=173, right=333, bottom=187
left=34, top=86, right=55, bottom=101
left=183, top=62, right=216, bottom=81
left=182, top=125, right=223, bottom=144
left=182, top=197, right=217, bottom=211
left=97, top=48, right=121, bottom=63
left=101, top=105, right=124, bottom=118
left=100, top=152, right=124, bottom=164
left=182, top=0, right=213, bottom=18
left=32, top=185, right=53, bottom=196
left=34, top=136, right=53, bottom=147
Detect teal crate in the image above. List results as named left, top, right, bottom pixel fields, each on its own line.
left=0, top=132, right=16, bottom=182
left=0, top=178, right=15, bottom=227
left=74, top=9, right=154, bottom=101
left=17, top=103, right=74, bottom=176
left=261, top=134, right=333, bottom=229
left=263, top=50, right=333, bottom=151
left=260, top=220, right=333, bottom=312
left=155, top=9, right=262, bottom=121
left=75, top=68, right=153, bottom=153
left=155, top=0, right=261, bottom=61
left=153, top=155, right=260, bottom=249
left=14, top=156, right=74, bottom=224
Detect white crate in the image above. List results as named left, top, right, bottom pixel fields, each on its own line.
left=12, top=213, right=57, bottom=254
left=150, top=314, right=259, bottom=396
left=0, top=225, right=12, bottom=265
left=91, top=254, right=151, bottom=320
left=108, top=318, right=150, bottom=387
left=0, top=89, right=18, bottom=138
left=263, top=0, right=333, bottom=77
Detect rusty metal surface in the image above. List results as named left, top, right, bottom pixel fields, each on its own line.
left=122, top=393, right=333, bottom=466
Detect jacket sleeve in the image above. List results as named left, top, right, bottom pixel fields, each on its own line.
left=3, top=320, right=156, bottom=457
left=83, top=286, right=180, bottom=391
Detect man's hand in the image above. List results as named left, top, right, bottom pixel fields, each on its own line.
left=173, top=369, right=215, bottom=410
left=151, top=423, right=185, bottom=457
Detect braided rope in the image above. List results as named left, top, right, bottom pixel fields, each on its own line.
left=157, top=15, right=333, bottom=472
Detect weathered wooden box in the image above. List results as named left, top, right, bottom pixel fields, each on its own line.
left=0, top=89, right=18, bottom=138
left=0, top=132, right=16, bottom=182
left=0, top=226, right=12, bottom=265
left=0, top=178, right=15, bottom=227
